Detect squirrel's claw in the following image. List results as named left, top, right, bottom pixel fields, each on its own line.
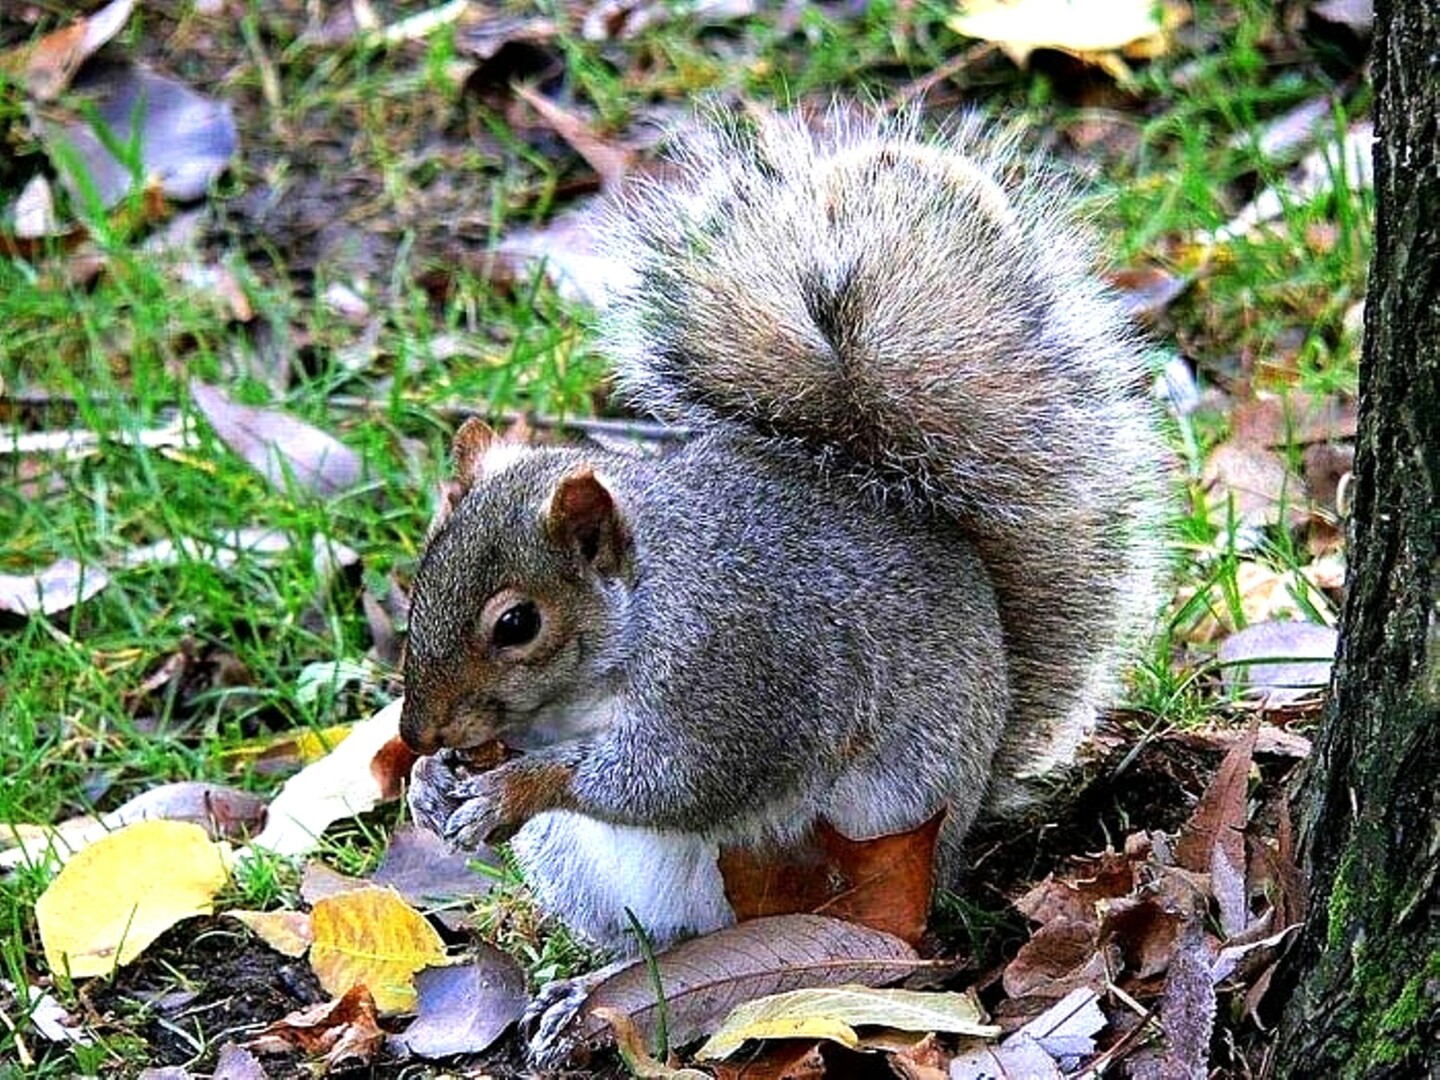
left=443, top=774, right=515, bottom=847
left=407, top=752, right=466, bottom=839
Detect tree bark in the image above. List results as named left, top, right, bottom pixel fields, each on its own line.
left=1272, top=1, right=1440, bottom=1075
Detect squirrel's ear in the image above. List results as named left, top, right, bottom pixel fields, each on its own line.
left=452, top=418, right=496, bottom=491
left=428, top=419, right=496, bottom=536
left=547, top=466, right=631, bottom=577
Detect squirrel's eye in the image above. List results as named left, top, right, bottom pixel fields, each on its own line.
left=493, top=601, right=542, bottom=648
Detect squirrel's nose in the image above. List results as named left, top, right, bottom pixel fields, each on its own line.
left=399, top=695, right=442, bottom=755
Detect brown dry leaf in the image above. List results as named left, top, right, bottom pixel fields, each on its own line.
left=0, top=781, right=266, bottom=871
left=711, top=1040, right=828, bottom=1080
left=513, top=84, right=635, bottom=190
left=308, top=886, right=448, bottom=1014
left=886, top=1032, right=951, bottom=1080
left=1099, top=896, right=1185, bottom=982
left=0, top=557, right=108, bottom=617
left=720, top=812, right=942, bottom=947
left=1202, top=441, right=1309, bottom=531
left=391, top=946, right=529, bottom=1059
left=1000, top=918, right=1106, bottom=1000
left=1014, top=849, right=1136, bottom=926
left=1167, top=726, right=1312, bottom=760
left=35, top=821, right=231, bottom=978
left=567, top=915, right=923, bottom=1061
left=228, top=909, right=314, bottom=958
left=242, top=699, right=410, bottom=861
left=1175, top=720, right=1258, bottom=936
left=1231, top=392, right=1358, bottom=449
left=248, top=984, right=384, bottom=1069
left=0, top=0, right=133, bottom=100
left=191, top=380, right=363, bottom=497
left=1107, top=264, right=1190, bottom=322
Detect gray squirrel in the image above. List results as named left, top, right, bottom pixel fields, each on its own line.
left=400, top=108, right=1170, bottom=954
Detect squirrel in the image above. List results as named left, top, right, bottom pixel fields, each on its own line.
left=399, top=108, right=1170, bottom=956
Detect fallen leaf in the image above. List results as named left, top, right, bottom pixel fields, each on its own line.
left=720, top=813, right=942, bottom=946
left=1011, top=986, right=1107, bottom=1060
left=191, top=380, right=363, bottom=497
left=1202, top=441, right=1309, bottom=531
left=710, top=1039, right=828, bottom=1080
left=228, top=909, right=314, bottom=958
left=1099, top=896, right=1184, bottom=981
left=1153, top=920, right=1216, bottom=1078
left=1230, top=392, right=1358, bottom=449
left=45, top=64, right=238, bottom=209
left=580, top=0, right=758, bottom=41
left=1218, top=621, right=1337, bottom=707
left=0, top=0, right=134, bottom=100
left=300, top=860, right=368, bottom=905
left=697, top=986, right=998, bottom=1060
left=494, top=202, right=632, bottom=308
left=0, top=557, right=109, bottom=617
left=1174, top=720, right=1256, bottom=877
left=248, top=984, right=384, bottom=1069
left=592, top=1007, right=713, bottom=1078
left=1014, top=849, right=1136, bottom=926
left=513, top=84, right=635, bottom=189
left=1202, top=123, right=1373, bottom=246
left=241, top=699, right=410, bottom=861
left=949, top=0, right=1186, bottom=73
left=0, top=781, right=266, bottom=871
left=35, top=820, right=231, bottom=978
left=950, top=1032, right=1064, bottom=1079
left=220, top=721, right=355, bottom=776
left=1107, top=264, right=1190, bottom=322
left=567, top=915, right=924, bottom=1061
left=1001, top=918, right=1107, bottom=1000
left=392, top=947, right=530, bottom=1058
left=4, top=980, right=91, bottom=1046
left=308, top=886, right=449, bottom=1014
left=212, top=1041, right=267, bottom=1080
left=1312, top=0, right=1373, bottom=33
left=372, top=823, right=498, bottom=910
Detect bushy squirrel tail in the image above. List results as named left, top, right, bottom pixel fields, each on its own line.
left=602, top=107, right=1170, bottom=812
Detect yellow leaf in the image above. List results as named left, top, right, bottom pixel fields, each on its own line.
left=220, top=722, right=354, bottom=773
left=228, top=909, right=315, bottom=957
left=35, top=820, right=231, bottom=978
left=949, top=0, right=1187, bottom=66
left=309, top=886, right=448, bottom=1014
left=697, top=985, right=1000, bottom=1061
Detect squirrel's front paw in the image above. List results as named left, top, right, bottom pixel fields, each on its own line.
left=442, top=767, right=517, bottom=847
left=407, top=751, right=470, bottom=840
left=442, top=752, right=581, bottom=847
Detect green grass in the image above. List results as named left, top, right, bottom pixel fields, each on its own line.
left=0, top=0, right=1372, bottom=1071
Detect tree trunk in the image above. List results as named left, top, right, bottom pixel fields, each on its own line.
left=1272, top=1, right=1440, bottom=1075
